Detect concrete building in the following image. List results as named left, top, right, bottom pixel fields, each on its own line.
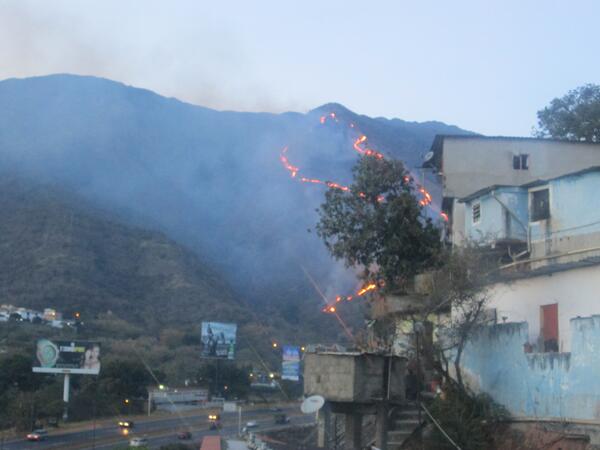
left=425, top=135, right=600, bottom=246
left=304, top=352, right=409, bottom=449
left=424, top=136, right=600, bottom=436
left=458, top=167, right=600, bottom=352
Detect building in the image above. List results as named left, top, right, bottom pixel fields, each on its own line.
left=426, top=135, right=600, bottom=246
left=424, top=135, right=600, bottom=438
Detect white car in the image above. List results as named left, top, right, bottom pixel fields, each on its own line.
left=129, top=437, right=148, bottom=447
left=246, top=420, right=258, bottom=428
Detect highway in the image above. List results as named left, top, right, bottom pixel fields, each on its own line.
left=2, top=405, right=314, bottom=450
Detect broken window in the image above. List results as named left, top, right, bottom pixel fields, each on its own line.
left=513, top=154, right=529, bottom=170
left=472, top=202, right=481, bottom=224
left=531, top=188, right=550, bottom=221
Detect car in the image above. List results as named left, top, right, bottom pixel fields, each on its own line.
left=177, top=431, right=192, bottom=440
left=26, top=429, right=48, bottom=441
left=274, top=413, right=290, bottom=424
left=118, top=420, right=135, bottom=428
left=246, top=420, right=258, bottom=428
left=208, top=413, right=221, bottom=430
left=129, top=437, right=148, bottom=447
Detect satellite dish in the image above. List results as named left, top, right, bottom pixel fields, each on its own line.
left=301, top=395, right=325, bottom=414
left=423, top=151, right=435, bottom=163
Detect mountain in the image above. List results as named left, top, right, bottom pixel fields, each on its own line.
left=0, top=177, right=247, bottom=328
left=0, top=74, right=472, bottom=338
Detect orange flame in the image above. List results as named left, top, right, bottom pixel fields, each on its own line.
left=353, top=135, right=384, bottom=159
left=357, top=283, right=377, bottom=296
left=282, top=113, right=450, bottom=314
left=280, top=146, right=299, bottom=178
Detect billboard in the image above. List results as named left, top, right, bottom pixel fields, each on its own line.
left=33, top=339, right=101, bottom=375
left=281, top=345, right=300, bottom=381
left=200, top=322, right=237, bottom=359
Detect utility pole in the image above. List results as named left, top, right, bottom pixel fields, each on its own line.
left=62, top=374, right=70, bottom=421
left=92, top=393, right=96, bottom=450
left=238, top=405, right=242, bottom=436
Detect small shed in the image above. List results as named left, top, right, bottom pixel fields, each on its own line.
left=304, top=352, right=406, bottom=403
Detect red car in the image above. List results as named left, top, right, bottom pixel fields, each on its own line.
left=26, top=429, right=48, bottom=441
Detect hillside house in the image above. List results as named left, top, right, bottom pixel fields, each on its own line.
left=422, top=136, right=600, bottom=436
left=425, top=135, right=600, bottom=246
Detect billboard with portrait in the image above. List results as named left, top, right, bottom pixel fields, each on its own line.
left=33, top=339, right=101, bottom=375
left=281, top=345, right=300, bottom=381
left=200, top=322, right=237, bottom=359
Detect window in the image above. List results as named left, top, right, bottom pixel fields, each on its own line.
left=513, top=154, right=529, bottom=170
left=531, top=188, right=550, bottom=221
left=472, top=202, right=481, bottom=224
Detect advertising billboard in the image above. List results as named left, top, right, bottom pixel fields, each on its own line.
left=200, top=322, right=237, bottom=359
left=33, top=339, right=101, bottom=375
left=281, top=345, right=300, bottom=381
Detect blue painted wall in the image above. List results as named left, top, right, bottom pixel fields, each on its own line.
left=541, top=171, right=600, bottom=240
left=464, top=187, right=528, bottom=243
left=463, top=171, right=600, bottom=243
left=460, top=316, right=600, bottom=420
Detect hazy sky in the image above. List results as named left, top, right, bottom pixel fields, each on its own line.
left=1, top=0, right=597, bottom=136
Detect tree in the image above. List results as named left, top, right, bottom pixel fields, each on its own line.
left=316, top=155, right=441, bottom=289
left=425, top=246, right=495, bottom=391
left=536, top=84, right=600, bottom=142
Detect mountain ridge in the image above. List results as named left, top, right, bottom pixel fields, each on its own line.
left=0, top=73, right=472, bottom=340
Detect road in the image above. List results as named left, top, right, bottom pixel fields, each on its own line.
left=2, top=406, right=314, bottom=450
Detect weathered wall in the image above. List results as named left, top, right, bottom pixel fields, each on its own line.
left=529, top=171, right=600, bottom=265
left=303, top=353, right=406, bottom=403
left=304, top=353, right=357, bottom=402
left=460, top=317, right=600, bottom=421
left=463, top=186, right=528, bottom=244
left=442, top=137, right=600, bottom=199
left=488, top=264, right=600, bottom=351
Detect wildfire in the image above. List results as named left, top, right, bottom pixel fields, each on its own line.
left=320, top=112, right=338, bottom=125
left=357, top=283, right=377, bottom=296
left=280, top=146, right=299, bottom=178
left=323, top=282, right=379, bottom=313
left=353, top=135, right=384, bottom=159
left=281, top=112, right=449, bottom=315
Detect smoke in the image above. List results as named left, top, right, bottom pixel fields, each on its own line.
left=0, top=1, right=307, bottom=114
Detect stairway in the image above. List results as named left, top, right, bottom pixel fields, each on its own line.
left=387, top=403, right=422, bottom=449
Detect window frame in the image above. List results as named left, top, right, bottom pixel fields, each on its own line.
left=512, top=153, right=530, bottom=170
left=529, top=186, right=551, bottom=223
left=472, top=202, right=481, bottom=224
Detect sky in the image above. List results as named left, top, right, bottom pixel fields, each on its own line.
left=0, top=0, right=598, bottom=136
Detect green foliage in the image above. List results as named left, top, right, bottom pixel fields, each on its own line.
left=536, top=84, right=600, bottom=142
left=197, top=363, right=251, bottom=398
left=316, top=155, right=441, bottom=288
left=425, top=385, right=509, bottom=450
left=99, top=359, right=153, bottom=400
left=0, top=353, right=44, bottom=392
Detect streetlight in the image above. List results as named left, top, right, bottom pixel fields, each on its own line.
left=272, top=342, right=278, bottom=349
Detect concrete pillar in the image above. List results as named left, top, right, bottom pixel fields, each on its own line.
left=345, top=412, right=362, bottom=450
left=375, top=402, right=389, bottom=450
left=317, top=402, right=331, bottom=448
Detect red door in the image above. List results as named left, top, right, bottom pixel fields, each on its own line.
left=540, top=303, right=559, bottom=352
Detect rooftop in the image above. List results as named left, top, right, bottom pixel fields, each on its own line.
left=424, top=134, right=600, bottom=169
left=459, top=166, right=600, bottom=202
